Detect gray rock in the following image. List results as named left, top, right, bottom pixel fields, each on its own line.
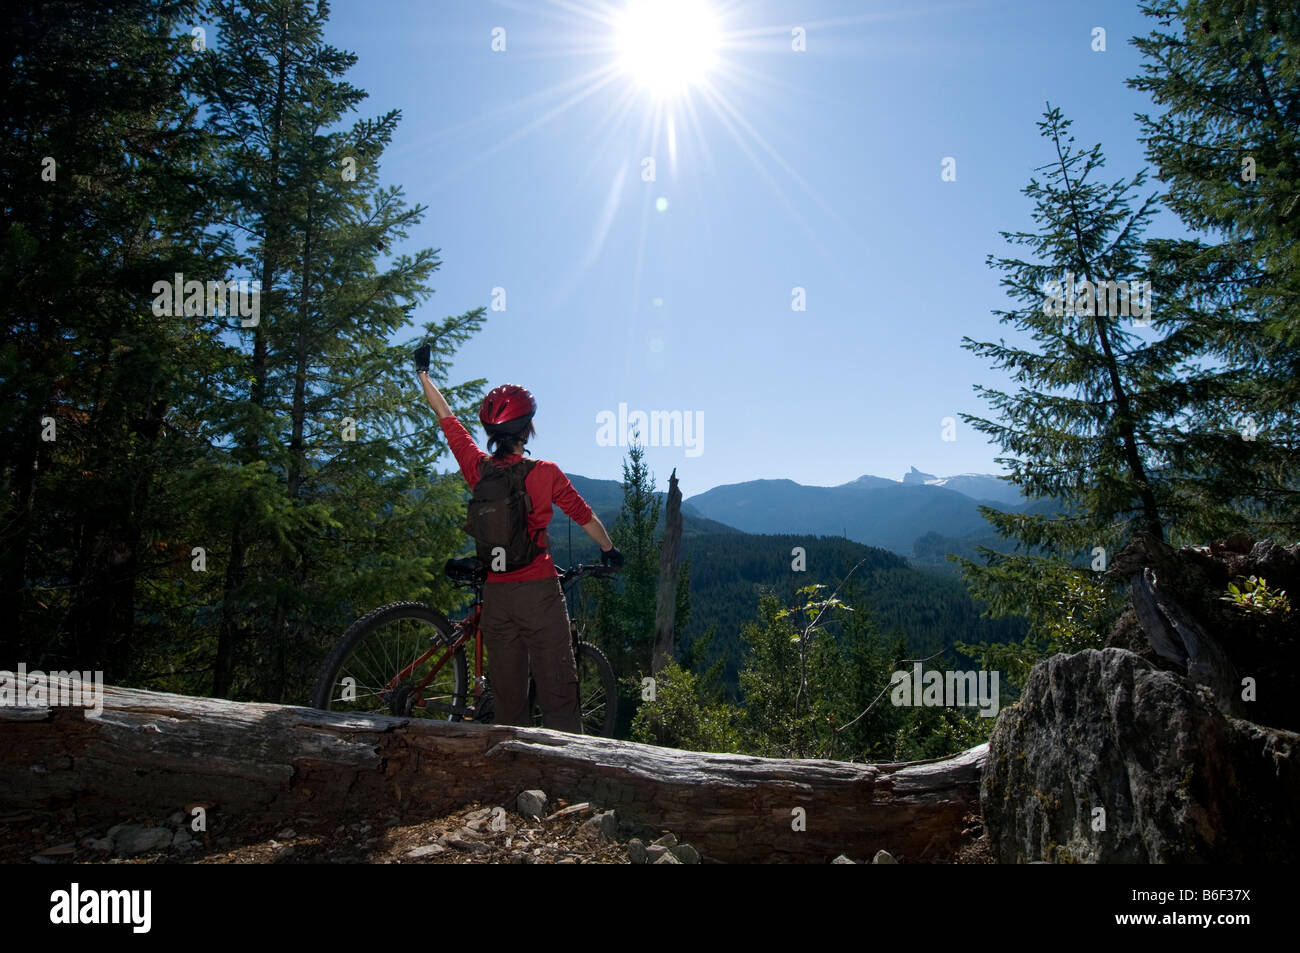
left=645, top=844, right=667, bottom=861
left=651, top=833, right=677, bottom=848
left=113, top=825, right=173, bottom=857
left=627, top=838, right=647, bottom=864
left=168, top=812, right=184, bottom=826
left=517, top=790, right=547, bottom=818
left=276, top=828, right=296, bottom=840
left=84, top=837, right=113, bottom=853
left=581, top=810, right=618, bottom=840
left=653, top=850, right=682, bottom=864
left=872, top=850, right=896, bottom=864
left=171, top=830, right=194, bottom=849
left=983, top=647, right=1300, bottom=863
left=832, top=854, right=856, bottom=864
left=439, top=831, right=490, bottom=853
left=670, top=843, right=701, bottom=864
left=406, top=844, right=446, bottom=859
left=464, top=807, right=492, bottom=824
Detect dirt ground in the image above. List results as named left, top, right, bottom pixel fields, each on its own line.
left=0, top=802, right=993, bottom=865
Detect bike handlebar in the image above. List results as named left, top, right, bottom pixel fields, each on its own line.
left=558, top=563, right=620, bottom=585
left=443, top=557, right=618, bottom=591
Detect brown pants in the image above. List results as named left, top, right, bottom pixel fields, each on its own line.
left=481, top=575, right=582, bottom=733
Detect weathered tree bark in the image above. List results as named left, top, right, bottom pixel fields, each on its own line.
left=652, top=468, right=682, bottom=675
left=1129, top=568, right=1244, bottom=717
left=1, top=684, right=986, bottom=863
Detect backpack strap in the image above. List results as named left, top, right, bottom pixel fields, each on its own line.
left=513, top=459, right=545, bottom=549
left=479, top=456, right=536, bottom=480
left=516, top=458, right=537, bottom=516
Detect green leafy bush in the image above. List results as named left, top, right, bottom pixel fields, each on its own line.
left=630, top=661, right=742, bottom=753
left=1220, top=576, right=1291, bottom=616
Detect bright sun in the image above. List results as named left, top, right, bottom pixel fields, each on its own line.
left=613, top=0, right=721, bottom=98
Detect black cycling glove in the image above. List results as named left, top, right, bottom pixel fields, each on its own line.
left=414, top=342, right=431, bottom=374
left=601, top=546, right=624, bottom=570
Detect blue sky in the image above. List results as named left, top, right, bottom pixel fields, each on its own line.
left=322, top=0, right=1182, bottom=497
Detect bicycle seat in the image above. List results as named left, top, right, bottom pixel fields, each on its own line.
left=444, top=556, right=485, bottom=584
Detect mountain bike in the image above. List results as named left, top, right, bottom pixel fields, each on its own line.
left=310, top=557, right=619, bottom=736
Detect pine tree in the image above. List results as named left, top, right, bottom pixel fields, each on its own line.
left=957, top=105, right=1184, bottom=648
left=592, top=439, right=661, bottom=677
left=1130, top=0, right=1300, bottom=537
left=189, top=0, right=485, bottom=700
left=0, top=0, right=220, bottom=675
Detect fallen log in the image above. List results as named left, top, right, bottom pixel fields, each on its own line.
left=1, top=684, right=985, bottom=863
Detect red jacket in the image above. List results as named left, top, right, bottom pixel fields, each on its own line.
left=440, top=414, right=594, bottom=581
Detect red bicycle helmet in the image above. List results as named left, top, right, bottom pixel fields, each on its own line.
left=479, top=384, right=536, bottom=437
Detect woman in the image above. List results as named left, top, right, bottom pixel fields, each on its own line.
left=415, top=344, right=622, bottom=732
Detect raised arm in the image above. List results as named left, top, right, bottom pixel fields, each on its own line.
left=415, top=344, right=453, bottom=419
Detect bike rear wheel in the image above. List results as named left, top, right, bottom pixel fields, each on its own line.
left=528, top=641, right=618, bottom=737
left=311, top=601, right=468, bottom=719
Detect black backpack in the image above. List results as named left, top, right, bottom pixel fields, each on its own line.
left=464, top=458, right=547, bottom=572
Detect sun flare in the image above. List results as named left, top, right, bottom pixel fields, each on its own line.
left=613, top=0, right=721, bottom=98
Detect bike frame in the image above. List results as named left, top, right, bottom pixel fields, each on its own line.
left=371, top=600, right=484, bottom=719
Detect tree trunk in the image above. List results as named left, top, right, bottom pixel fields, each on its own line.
left=0, top=366, right=53, bottom=667
left=212, top=531, right=247, bottom=698
left=1054, top=132, right=1163, bottom=541
left=1, top=684, right=987, bottom=864
left=212, top=16, right=291, bottom=700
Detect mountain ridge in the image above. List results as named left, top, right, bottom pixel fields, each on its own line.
left=551, top=469, right=1026, bottom=573
left=681, top=468, right=1022, bottom=507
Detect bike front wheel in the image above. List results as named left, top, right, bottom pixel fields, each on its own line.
left=311, top=601, right=468, bottom=719
left=529, top=641, right=618, bottom=737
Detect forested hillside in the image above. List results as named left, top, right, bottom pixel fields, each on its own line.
left=550, top=478, right=1026, bottom=691
left=674, top=533, right=1025, bottom=690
